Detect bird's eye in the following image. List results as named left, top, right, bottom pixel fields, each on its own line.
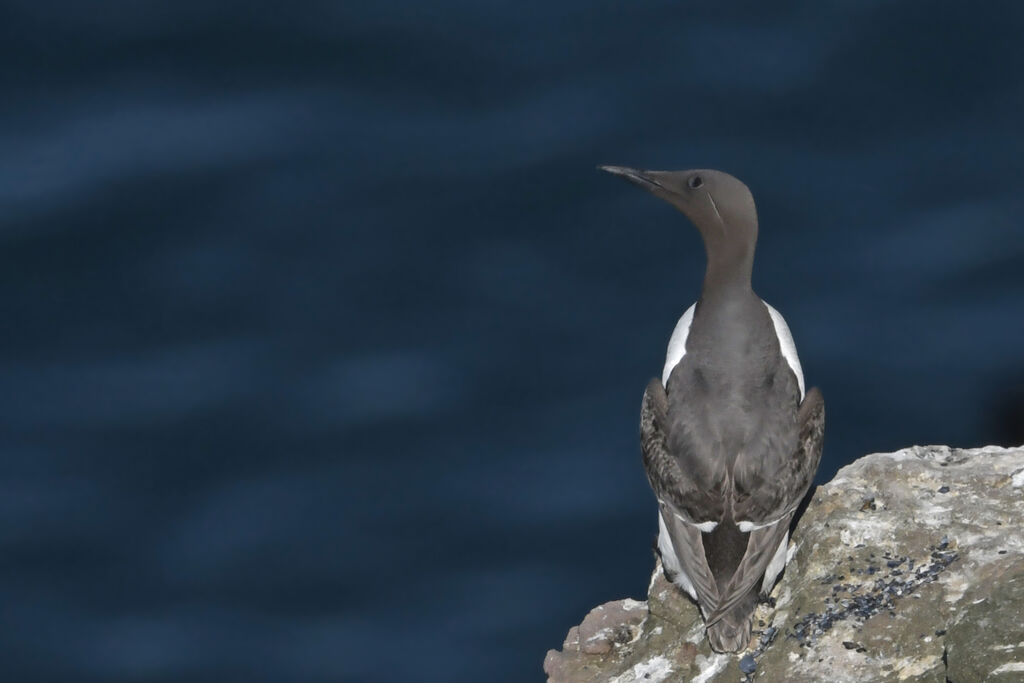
left=688, top=175, right=703, bottom=189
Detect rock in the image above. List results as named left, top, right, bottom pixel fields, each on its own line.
left=945, top=560, right=1024, bottom=682
left=563, top=625, right=580, bottom=650
left=544, top=445, right=1024, bottom=682
left=577, top=599, right=647, bottom=654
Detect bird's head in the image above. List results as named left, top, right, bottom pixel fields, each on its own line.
left=599, top=166, right=758, bottom=272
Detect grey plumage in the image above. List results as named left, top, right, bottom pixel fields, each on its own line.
left=604, top=166, right=825, bottom=653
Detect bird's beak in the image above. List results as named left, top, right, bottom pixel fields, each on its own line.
left=598, top=165, right=671, bottom=195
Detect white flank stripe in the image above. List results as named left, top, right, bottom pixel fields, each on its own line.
left=762, top=532, right=790, bottom=593
left=662, top=303, right=696, bottom=386
left=763, top=301, right=805, bottom=399
left=657, top=511, right=697, bottom=601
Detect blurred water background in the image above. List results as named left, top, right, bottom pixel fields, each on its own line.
left=2, top=1, right=1023, bottom=681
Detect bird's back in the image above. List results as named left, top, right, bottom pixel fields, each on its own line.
left=663, top=293, right=802, bottom=519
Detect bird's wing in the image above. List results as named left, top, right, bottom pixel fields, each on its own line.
left=704, top=514, right=791, bottom=627
left=641, top=377, right=721, bottom=612
left=706, top=387, right=825, bottom=626
left=736, top=386, right=824, bottom=524
left=641, top=378, right=727, bottom=524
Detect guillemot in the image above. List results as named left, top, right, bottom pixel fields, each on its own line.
left=600, top=166, right=825, bottom=653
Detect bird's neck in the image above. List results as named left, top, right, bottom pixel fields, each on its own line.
left=701, top=246, right=755, bottom=302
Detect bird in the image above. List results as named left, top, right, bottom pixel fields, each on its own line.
left=600, top=166, right=825, bottom=653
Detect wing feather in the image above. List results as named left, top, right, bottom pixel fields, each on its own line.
left=641, top=377, right=725, bottom=524
left=733, top=387, right=825, bottom=527
left=707, top=387, right=825, bottom=626
left=641, top=378, right=721, bottom=613
left=705, top=514, right=791, bottom=627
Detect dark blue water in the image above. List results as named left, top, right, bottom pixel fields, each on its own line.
left=2, top=1, right=1023, bottom=681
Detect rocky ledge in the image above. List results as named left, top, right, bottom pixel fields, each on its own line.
left=545, top=445, right=1024, bottom=682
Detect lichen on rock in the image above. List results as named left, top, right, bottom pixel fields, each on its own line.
left=544, top=445, right=1024, bottom=682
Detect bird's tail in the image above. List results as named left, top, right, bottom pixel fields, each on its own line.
left=705, top=589, right=757, bottom=653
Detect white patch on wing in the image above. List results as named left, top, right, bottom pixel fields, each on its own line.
left=761, top=531, right=790, bottom=593
left=763, top=301, right=805, bottom=399
left=675, top=511, right=717, bottom=533
left=662, top=303, right=696, bottom=386
left=737, top=516, right=783, bottom=533
left=657, top=511, right=697, bottom=601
